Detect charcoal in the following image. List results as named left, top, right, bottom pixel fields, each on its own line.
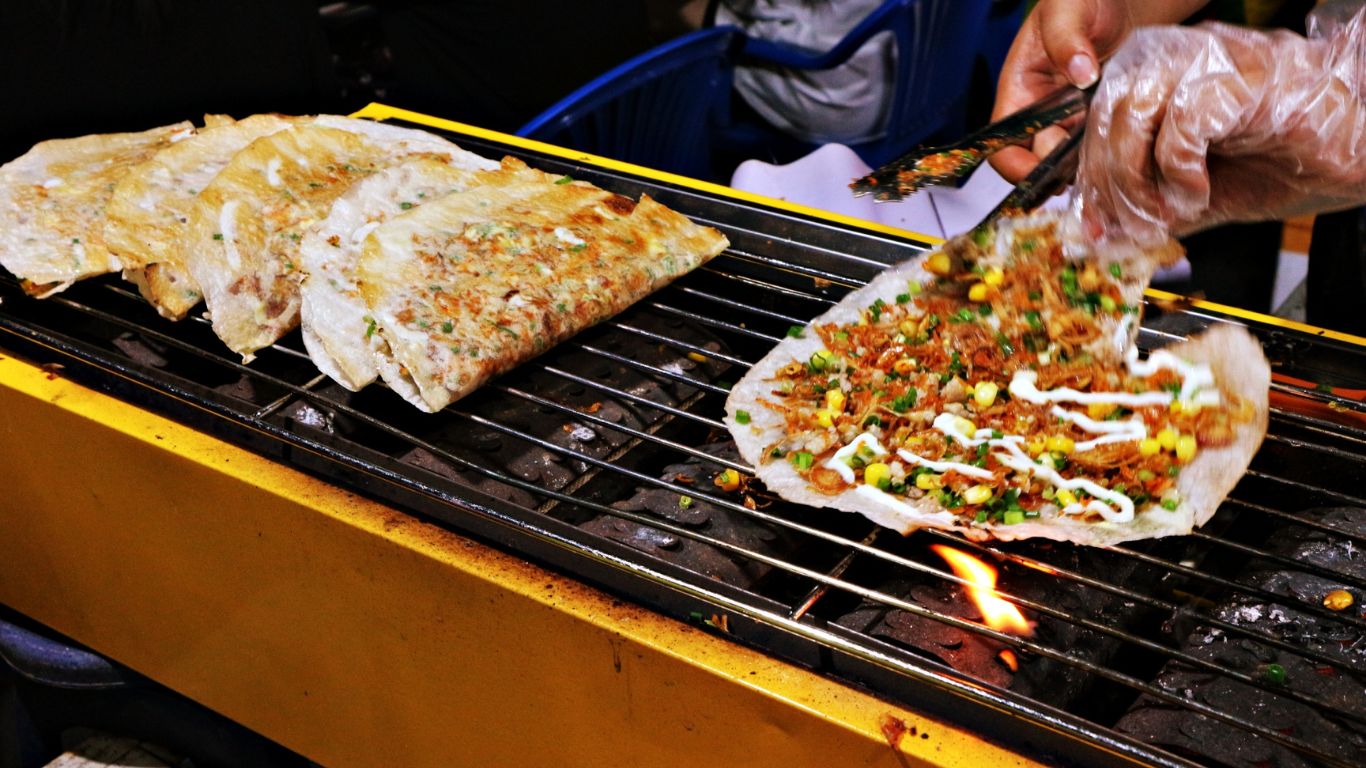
left=582, top=442, right=789, bottom=589
left=834, top=542, right=1168, bottom=711
left=1117, top=507, right=1366, bottom=767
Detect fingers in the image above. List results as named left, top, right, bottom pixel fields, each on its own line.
left=1036, top=0, right=1104, bottom=87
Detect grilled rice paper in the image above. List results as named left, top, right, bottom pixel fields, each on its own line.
left=183, top=120, right=494, bottom=360
left=299, top=156, right=488, bottom=392
left=106, top=114, right=301, bottom=320
left=725, top=210, right=1268, bottom=546
left=357, top=160, right=730, bottom=412
left=0, top=121, right=196, bottom=297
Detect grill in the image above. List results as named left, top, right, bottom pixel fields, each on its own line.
left=3, top=109, right=1365, bottom=768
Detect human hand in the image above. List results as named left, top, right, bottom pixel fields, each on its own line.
left=1074, top=10, right=1366, bottom=246
left=988, top=0, right=1204, bottom=183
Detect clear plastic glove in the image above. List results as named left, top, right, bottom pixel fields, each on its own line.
left=1075, top=6, right=1366, bottom=246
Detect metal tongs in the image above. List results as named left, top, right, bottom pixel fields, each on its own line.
left=849, top=84, right=1095, bottom=203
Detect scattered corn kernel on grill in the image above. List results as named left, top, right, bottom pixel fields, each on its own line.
left=2, top=109, right=1365, bottom=767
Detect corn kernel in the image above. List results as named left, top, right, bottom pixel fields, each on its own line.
left=1087, top=402, right=1116, bottom=420
left=925, top=252, right=952, bottom=276
left=973, top=381, right=999, bottom=409
left=915, top=472, right=943, bottom=490
left=825, top=389, right=846, bottom=412
left=968, top=282, right=989, bottom=302
left=1045, top=435, right=1075, bottom=454
left=864, top=462, right=891, bottom=488
left=1323, top=588, right=1355, bottom=611
left=893, top=358, right=916, bottom=375
left=815, top=410, right=834, bottom=428
left=1175, top=434, right=1197, bottom=463
left=1169, top=400, right=1183, bottom=414
left=687, top=351, right=707, bottom=363
left=1027, top=438, right=1046, bottom=456
left=1055, top=488, right=1079, bottom=507
left=951, top=416, right=977, bottom=437
left=714, top=468, right=741, bottom=492
left=962, top=484, right=993, bottom=505
left=1138, top=438, right=1161, bottom=457
left=983, top=267, right=1005, bottom=287
left=1156, top=427, right=1178, bottom=451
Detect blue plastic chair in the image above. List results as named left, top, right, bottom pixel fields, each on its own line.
left=727, top=0, right=995, bottom=169
left=516, top=26, right=745, bottom=180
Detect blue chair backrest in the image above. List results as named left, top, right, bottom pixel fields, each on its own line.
left=738, top=0, right=993, bottom=168
left=517, top=26, right=744, bottom=180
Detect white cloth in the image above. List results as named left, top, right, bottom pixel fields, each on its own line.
left=716, top=0, right=894, bottom=144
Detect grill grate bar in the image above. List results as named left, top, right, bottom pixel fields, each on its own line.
left=539, top=364, right=726, bottom=429
left=788, top=527, right=881, bottom=621
left=698, top=264, right=839, bottom=306
left=1188, top=530, right=1366, bottom=593
left=1260, top=431, right=1366, bottom=464
left=722, top=247, right=867, bottom=289
left=1242, top=468, right=1366, bottom=508
left=254, top=372, right=329, bottom=420
left=490, top=383, right=746, bottom=473
left=1225, top=497, right=1366, bottom=542
left=646, top=300, right=786, bottom=343
left=673, top=284, right=814, bottom=326
left=1270, top=408, right=1366, bottom=446
left=1111, top=543, right=1366, bottom=631
left=572, top=342, right=730, bottom=395
left=609, top=321, right=752, bottom=367
left=921, top=528, right=1364, bottom=675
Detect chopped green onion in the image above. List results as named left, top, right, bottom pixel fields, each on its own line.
left=1109, top=263, right=1123, bottom=279
left=1024, top=310, right=1043, bottom=330
left=441, top=320, right=454, bottom=334
left=554, top=175, right=573, bottom=185
left=888, top=390, right=917, bottom=413
left=809, top=349, right=834, bottom=371
left=735, top=410, right=751, bottom=425
left=1002, top=509, right=1025, bottom=525
left=895, top=292, right=911, bottom=304
left=791, top=451, right=815, bottom=471
left=908, top=280, right=922, bottom=295
left=399, top=201, right=414, bottom=210
left=786, top=325, right=805, bottom=338
left=863, top=414, right=882, bottom=428
left=678, top=495, right=694, bottom=509
left=1262, top=663, right=1286, bottom=685
left=1161, top=497, right=1179, bottom=511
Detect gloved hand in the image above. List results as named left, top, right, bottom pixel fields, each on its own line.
left=1074, top=5, right=1366, bottom=246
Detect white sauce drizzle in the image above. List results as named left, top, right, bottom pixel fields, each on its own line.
left=1009, top=370, right=1171, bottom=407
left=219, top=200, right=242, bottom=270
left=1125, top=346, right=1221, bottom=406
left=824, top=432, right=887, bottom=484
left=1050, top=405, right=1147, bottom=451
left=853, top=485, right=959, bottom=524
left=926, top=412, right=1134, bottom=522
left=265, top=157, right=282, bottom=187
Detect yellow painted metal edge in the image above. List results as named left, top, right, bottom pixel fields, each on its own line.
left=352, top=103, right=1366, bottom=350
left=349, top=102, right=945, bottom=246
left=0, top=354, right=1048, bottom=768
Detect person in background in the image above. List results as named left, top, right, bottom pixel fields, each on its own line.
left=700, top=0, right=894, bottom=146
left=988, top=0, right=1366, bottom=327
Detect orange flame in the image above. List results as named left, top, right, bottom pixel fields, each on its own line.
left=931, top=545, right=1033, bottom=636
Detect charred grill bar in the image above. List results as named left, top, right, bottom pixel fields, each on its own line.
left=2, top=115, right=1365, bottom=767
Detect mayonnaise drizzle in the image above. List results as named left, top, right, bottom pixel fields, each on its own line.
left=1125, top=346, right=1221, bottom=406
left=824, top=432, right=887, bottom=484
left=219, top=200, right=242, bottom=270
left=853, top=485, right=959, bottom=525
left=1009, top=370, right=1171, bottom=407
left=926, top=412, right=1135, bottom=522
left=1050, top=405, right=1146, bottom=451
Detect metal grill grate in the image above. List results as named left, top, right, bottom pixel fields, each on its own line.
left=3, top=128, right=1365, bottom=768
